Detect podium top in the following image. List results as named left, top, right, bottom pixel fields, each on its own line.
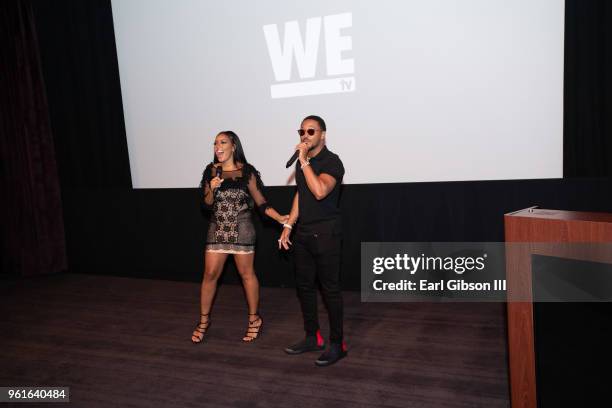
left=505, top=207, right=612, bottom=223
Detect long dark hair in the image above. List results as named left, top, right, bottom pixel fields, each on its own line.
left=213, top=130, right=248, bottom=165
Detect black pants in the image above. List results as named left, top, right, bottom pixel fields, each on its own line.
left=294, top=230, right=343, bottom=344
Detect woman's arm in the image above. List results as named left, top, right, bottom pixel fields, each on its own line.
left=264, top=207, right=289, bottom=224
left=203, top=187, right=214, bottom=206
left=246, top=170, right=288, bottom=223
left=201, top=164, right=222, bottom=206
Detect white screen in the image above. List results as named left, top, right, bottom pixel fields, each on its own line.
left=111, top=0, right=564, bottom=188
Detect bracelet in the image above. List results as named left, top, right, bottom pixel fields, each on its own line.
left=282, top=223, right=293, bottom=230
left=301, top=160, right=310, bottom=169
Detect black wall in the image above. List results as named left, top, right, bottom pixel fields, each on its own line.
left=33, top=0, right=612, bottom=290
left=59, top=179, right=612, bottom=290
left=564, top=1, right=612, bottom=177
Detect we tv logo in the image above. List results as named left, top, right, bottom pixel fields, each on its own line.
left=263, top=12, right=355, bottom=99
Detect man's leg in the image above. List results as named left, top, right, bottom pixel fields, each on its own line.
left=285, top=233, right=325, bottom=354
left=315, top=234, right=343, bottom=344
left=314, top=234, right=346, bottom=366
left=295, top=234, right=318, bottom=335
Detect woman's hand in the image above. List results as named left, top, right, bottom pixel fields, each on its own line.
left=277, top=214, right=290, bottom=224
left=278, top=227, right=292, bottom=250
left=210, top=176, right=224, bottom=190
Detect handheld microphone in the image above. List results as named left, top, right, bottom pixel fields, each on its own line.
left=286, top=151, right=300, bottom=168
left=212, top=166, right=223, bottom=198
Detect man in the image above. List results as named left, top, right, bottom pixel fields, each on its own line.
left=278, top=115, right=346, bottom=367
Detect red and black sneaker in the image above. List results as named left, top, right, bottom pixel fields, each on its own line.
left=284, top=330, right=325, bottom=355
left=314, top=342, right=347, bottom=367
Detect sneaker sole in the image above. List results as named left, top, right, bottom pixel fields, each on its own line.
left=314, top=352, right=347, bottom=367
left=284, top=345, right=325, bottom=355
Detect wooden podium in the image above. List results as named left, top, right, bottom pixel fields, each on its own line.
left=504, top=208, right=612, bottom=408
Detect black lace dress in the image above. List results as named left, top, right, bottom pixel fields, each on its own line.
left=200, top=163, right=270, bottom=254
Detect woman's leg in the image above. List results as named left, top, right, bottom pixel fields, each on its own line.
left=191, top=251, right=228, bottom=342
left=233, top=252, right=262, bottom=341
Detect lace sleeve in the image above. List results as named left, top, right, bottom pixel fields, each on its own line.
left=245, top=165, right=270, bottom=217
left=200, top=163, right=214, bottom=207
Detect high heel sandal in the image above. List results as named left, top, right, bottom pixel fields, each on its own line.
left=242, top=313, right=263, bottom=342
left=191, top=313, right=210, bottom=344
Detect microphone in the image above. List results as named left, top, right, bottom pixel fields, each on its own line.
left=212, top=166, right=223, bottom=198
left=286, top=151, right=300, bottom=168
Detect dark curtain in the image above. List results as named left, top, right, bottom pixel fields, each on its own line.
left=0, top=0, right=67, bottom=276
left=31, top=0, right=132, bottom=189
left=564, top=0, right=612, bottom=177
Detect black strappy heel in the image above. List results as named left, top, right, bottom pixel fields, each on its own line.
left=242, top=313, right=263, bottom=342
left=191, top=313, right=210, bottom=344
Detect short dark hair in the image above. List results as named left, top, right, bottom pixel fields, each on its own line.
left=302, top=115, right=326, bottom=131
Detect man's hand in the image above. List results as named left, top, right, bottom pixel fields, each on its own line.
left=278, top=227, right=292, bottom=250
left=295, top=141, right=310, bottom=162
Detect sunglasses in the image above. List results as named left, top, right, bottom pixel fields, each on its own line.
left=297, top=128, right=319, bottom=136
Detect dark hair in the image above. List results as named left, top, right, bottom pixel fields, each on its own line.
left=213, top=130, right=248, bottom=164
left=302, top=115, right=326, bottom=131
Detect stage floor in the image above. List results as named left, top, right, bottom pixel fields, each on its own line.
left=1, top=274, right=509, bottom=407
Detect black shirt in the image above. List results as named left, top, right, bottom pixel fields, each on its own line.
left=295, top=146, right=344, bottom=233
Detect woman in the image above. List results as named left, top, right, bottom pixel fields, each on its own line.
left=191, top=131, right=287, bottom=343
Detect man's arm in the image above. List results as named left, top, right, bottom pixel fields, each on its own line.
left=286, top=192, right=299, bottom=225
left=295, top=141, right=337, bottom=200
left=300, top=163, right=337, bottom=200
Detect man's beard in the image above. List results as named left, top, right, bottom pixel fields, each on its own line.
left=308, top=141, right=319, bottom=151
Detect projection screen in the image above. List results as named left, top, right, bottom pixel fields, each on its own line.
left=111, top=0, right=564, bottom=188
